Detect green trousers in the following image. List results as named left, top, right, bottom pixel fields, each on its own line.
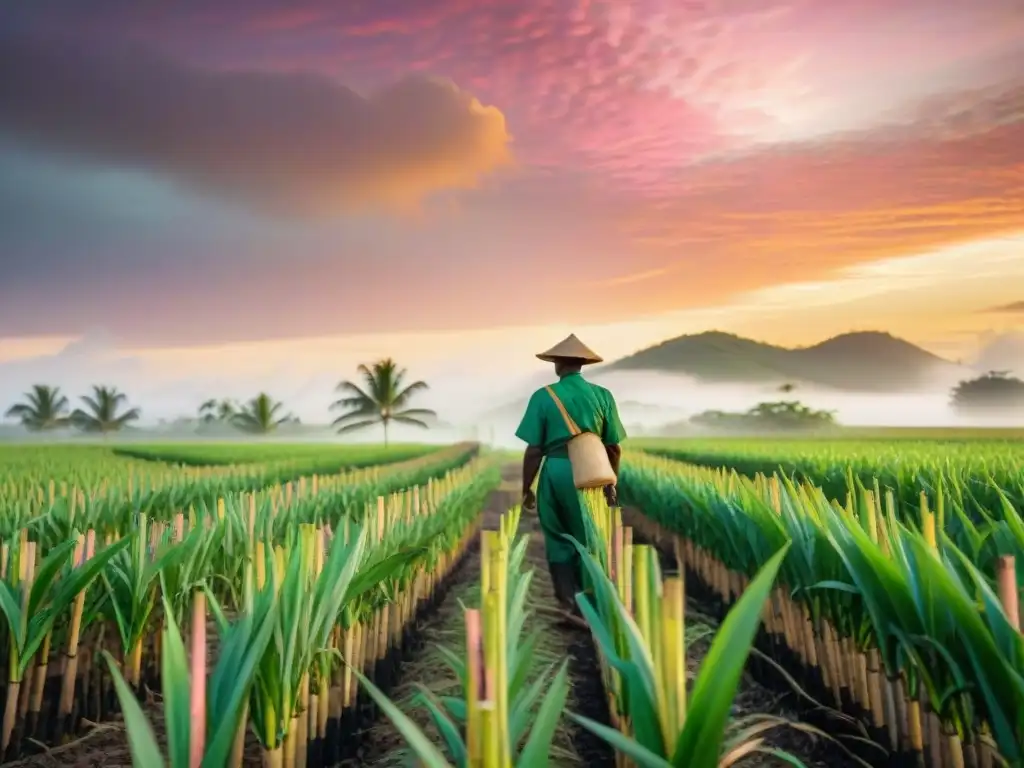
left=537, top=457, right=587, bottom=582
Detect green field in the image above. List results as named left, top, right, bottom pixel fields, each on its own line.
left=109, top=441, right=437, bottom=466
left=633, top=425, right=1024, bottom=442
left=619, top=433, right=1023, bottom=764
left=0, top=436, right=1020, bottom=767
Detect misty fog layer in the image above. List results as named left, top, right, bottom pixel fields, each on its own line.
left=2, top=331, right=1023, bottom=443
left=470, top=369, right=1024, bottom=449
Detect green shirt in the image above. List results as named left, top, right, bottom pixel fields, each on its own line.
left=515, top=371, right=626, bottom=455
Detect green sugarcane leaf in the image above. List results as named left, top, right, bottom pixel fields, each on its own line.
left=26, top=537, right=76, bottom=617
left=671, top=543, right=790, bottom=768
left=204, top=585, right=230, bottom=634
left=344, top=547, right=427, bottom=605
left=510, top=662, right=557, bottom=746
left=435, top=643, right=467, bottom=688
left=575, top=590, right=664, bottom=755
left=352, top=667, right=452, bottom=768
left=570, top=535, right=665, bottom=755
left=101, top=562, right=135, bottom=651
left=21, top=536, right=133, bottom=672
left=204, top=594, right=279, bottom=768
left=51, top=535, right=132, bottom=611
left=568, top=712, right=673, bottom=768
left=517, top=659, right=570, bottom=767
left=506, top=569, right=534, bottom=645
left=0, top=582, right=24, bottom=651
left=414, top=685, right=467, bottom=765
left=102, top=650, right=167, bottom=768
left=748, top=746, right=811, bottom=766
left=277, top=549, right=306, bottom=725
left=508, top=628, right=542, bottom=704
left=160, top=596, right=192, bottom=768
left=438, top=696, right=466, bottom=722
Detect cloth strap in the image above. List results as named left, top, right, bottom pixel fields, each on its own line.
left=545, top=385, right=582, bottom=436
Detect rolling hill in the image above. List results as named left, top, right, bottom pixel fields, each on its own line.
left=601, top=331, right=961, bottom=391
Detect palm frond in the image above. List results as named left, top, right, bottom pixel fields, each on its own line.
left=331, top=394, right=374, bottom=411
left=392, top=416, right=430, bottom=429
left=231, top=413, right=263, bottom=433
left=393, top=380, right=429, bottom=407
left=332, top=381, right=374, bottom=405
left=335, top=419, right=380, bottom=435
left=331, top=408, right=376, bottom=427
left=70, top=409, right=104, bottom=432
left=80, top=394, right=103, bottom=416
left=394, top=407, right=436, bottom=419
left=114, top=408, right=141, bottom=426
left=356, top=364, right=378, bottom=393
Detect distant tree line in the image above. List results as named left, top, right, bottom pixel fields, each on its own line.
left=3, top=358, right=437, bottom=444
left=950, top=370, right=1024, bottom=413
left=4, top=385, right=140, bottom=436
left=690, top=400, right=837, bottom=432
left=687, top=372, right=1024, bottom=433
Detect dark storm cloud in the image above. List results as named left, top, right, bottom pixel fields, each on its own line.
left=0, top=28, right=512, bottom=216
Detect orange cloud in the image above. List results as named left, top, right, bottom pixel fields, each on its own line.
left=0, top=31, right=514, bottom=215
left=599, top=95, right=1024, bottom=314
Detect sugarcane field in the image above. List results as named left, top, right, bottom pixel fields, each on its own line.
left=4, top=0, right=1024, bottom=765
left=0, top=432, right=1019, bottom=768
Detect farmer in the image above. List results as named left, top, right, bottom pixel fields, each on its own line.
left=515, top=334, right=626, bottom=623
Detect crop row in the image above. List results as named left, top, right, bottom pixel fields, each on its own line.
left=0, top=444, right=475, bottom=538
left=0, top=444, right=440, bottom=503
left=110, top=442, right=435, bottom=468
left=620, top=449, right=1023, bottom=767
left=636, top=438, right=1024, bottom=527
left=0, top=448, right=499, bottom=765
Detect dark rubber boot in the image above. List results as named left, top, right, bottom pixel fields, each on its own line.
left=549, top=563, right=588, bottom=629
left=548, top=562, right=576, bottom=606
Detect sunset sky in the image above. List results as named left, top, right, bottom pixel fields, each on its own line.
left=1, top=0, right=1023, bottom=422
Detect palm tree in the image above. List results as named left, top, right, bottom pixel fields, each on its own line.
left=4, top=384, right=71, bottom=431
left=199, top=398, right=239, bottom=424
left=70, top=386, right=141, bottom=435
left=231, top=393, right=294, bottom=434
left=330, top=358, right=436, bottom=446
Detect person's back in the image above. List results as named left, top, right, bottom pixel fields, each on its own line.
left=517, top=371, right=624, bottom=459
left=514, top=334, right=626, bottom=627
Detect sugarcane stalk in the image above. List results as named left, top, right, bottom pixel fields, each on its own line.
left=58, top=533, right=91, bottom=731
left=190, top=589, right=207, bottom=768
left=3, top=538, right=35, bottom=756
left=466, top=608, right=483, bottom=768
left=481, top=590, right=500, bottom=768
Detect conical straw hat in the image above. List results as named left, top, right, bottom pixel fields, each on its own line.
left=536, top=334, right=603, bottom=364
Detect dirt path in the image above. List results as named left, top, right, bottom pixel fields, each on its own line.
left=354, top=462, right=615, bottom=767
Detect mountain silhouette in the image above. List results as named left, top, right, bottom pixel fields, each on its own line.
left=601, top=330, right=959, bottom=391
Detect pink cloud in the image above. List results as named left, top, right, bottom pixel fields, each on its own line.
left=4, top=0, right=1023, bottom=345
left=36, top=0, right=1019, bottom=198
left=292, top=0, right=1021, bottom=196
